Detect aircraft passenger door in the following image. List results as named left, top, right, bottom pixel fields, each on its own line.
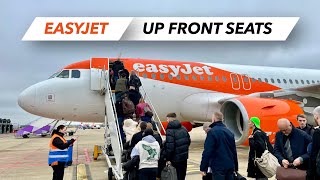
left=230, top=73, right=241, bottom=90
left=241, top=74, right=251, bottom=90
left=90, top=58, right=109, bottom=91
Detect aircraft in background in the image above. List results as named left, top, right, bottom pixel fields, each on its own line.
left=18, top=57, right=320, bottom=145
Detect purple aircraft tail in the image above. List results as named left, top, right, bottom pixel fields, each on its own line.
left=16, top=125, right=34, bottom=136
left=33, top=125, right=51, bottom=135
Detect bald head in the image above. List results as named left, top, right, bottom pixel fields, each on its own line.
left=277, top=118, right=292, bottom=136
left=313, top=106, right=320, bottom=126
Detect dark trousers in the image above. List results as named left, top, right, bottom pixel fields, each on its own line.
left=212, top=169, right=234, bottom=180
left=172, top=160, right=188, bottom=180
left=139, top=168, right=157, bottom=180
left=51, top=162, right=65, bottom=180
left=117, top=116, right=125, bottom=142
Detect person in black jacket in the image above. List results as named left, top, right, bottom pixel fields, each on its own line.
left=127, top=86, right=142, bottom=107
left=247, top=117, right=273, bottom=180
left=307, top=106, right=320, bottom=180
left=274, top=118, right=312, bottom=170
left=164, top=112, right=191, bottom=180
left=49, top=125, right=76, bottom=180
left=200, top=112, right=238, bottom=180
left=296, top=114, right=314, bottom=137
left=112, top=59, right=124, bottom=82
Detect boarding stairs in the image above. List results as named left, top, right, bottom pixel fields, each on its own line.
left=89, top=58, right=165, bottom=179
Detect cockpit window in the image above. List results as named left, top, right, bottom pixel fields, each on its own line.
left=56, top=70, right=70, bottom=78
left=48, top=71, right=61, bottom=79
left=71, top=70, right=80, bottom=78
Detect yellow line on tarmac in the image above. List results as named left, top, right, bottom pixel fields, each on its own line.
left=77, top=164, right=88, bottom=180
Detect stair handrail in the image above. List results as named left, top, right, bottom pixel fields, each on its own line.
left=133, top=70, right=166, bottom=139
left=103, top=66, right=124, bottom=151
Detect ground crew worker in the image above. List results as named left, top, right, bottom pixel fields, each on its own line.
left=49, top=125, right=76, bottom=180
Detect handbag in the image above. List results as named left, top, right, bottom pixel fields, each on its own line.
left=161, top=164, right=177, bottom=180
left=254, top=131, right=280, bottom=178
left=234, top=171, right=247, bottom=180
left=275, top=166, right=306, bottom=180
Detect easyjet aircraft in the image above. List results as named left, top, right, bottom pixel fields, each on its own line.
left=18, top=58, right=320, bottom=145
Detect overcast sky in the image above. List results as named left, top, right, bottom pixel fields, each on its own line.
left=1, top=0, right=320, bottom=125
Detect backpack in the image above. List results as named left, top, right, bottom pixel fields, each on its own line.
left=130, top=75, right=141, bottom=88
left=122, top=97, right=135, bottom=115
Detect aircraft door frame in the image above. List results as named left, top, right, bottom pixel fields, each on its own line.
left=241, top=74, right=252, bottom=90
left=230, top=73, right=241, bottom=90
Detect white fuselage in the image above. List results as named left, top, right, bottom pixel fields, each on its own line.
left=18, top=61, right=320, bottom=123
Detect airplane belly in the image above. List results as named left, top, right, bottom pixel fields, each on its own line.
left=179, top=92, right=235, bottom=122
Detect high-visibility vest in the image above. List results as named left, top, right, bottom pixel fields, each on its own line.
left=48, top=134, right=69, bottom=166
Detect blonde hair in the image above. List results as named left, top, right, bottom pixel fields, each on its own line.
left=139, top=98, right=145, bottom=103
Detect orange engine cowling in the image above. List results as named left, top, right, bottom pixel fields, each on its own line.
left=221, top=97, right=303, bottom=146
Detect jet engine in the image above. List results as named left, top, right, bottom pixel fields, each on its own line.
left=221, top=97, right=303, bottom=145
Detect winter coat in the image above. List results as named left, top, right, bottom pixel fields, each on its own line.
left=164, top=120, right=191, bottom=162
left=247, top=128, right=274, bottom=178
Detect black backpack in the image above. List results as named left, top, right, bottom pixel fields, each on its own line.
left=130, top=75, right=141, bottom=88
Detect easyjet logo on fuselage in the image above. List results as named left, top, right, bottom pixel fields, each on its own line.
left=133, top=63, right=214, bottom=77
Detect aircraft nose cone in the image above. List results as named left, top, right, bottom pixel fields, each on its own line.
left=18, top=86, right=36, bottom=112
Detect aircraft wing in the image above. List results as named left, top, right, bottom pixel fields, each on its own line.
left=218, top=84, right=320, bottom=108
left=294, top=83, right=320, bottom=94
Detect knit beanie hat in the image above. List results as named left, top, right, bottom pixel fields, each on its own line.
left=250, top=117, right=261, bottom=129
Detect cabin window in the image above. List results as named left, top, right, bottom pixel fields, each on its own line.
left=200, top=76, right=204, bottom=80
left=306, top=80, right=310, bottom=84
left=317, top=80, right=320, bottom=83
left=289, top=79, right=293, bottom=84
left=222, top=76, right=227, bottom=82
left=258, top=78, right=262, bottom=82
left=215, top=76, right=219, bottom=82
left=143, top=73, right=147, bottom=78
left=264, top=78, right=269, bottom=83
left=233, top=77, right=238, bottom=83
left=243, top=77, right=249, bottom=83
left=295, top=80, right=299, bottom=84
left=57, top=70, right=69, bottom=78
left=151, top=73, right=156, bottom=79
left=192, top=75, right=197, bottom=80
left=185, top=75, right=189, bottom=80
left=176, top=75, right=181, bottom=80
left=301, top=80, right=305, bottom=84
left=283, top=79, right=287, bottom=84
left=160, top=74, right=164, bottom=80
left=312, top=80, right=315, bottom=84
left=168, top=74, right=173, bottom=80
left=208, top=76, right=212, bottom=81
left=71, top=70, right=80, bottom=78
left=277, top=79, right=281, bottom=83
left=271, top=78, right=275, bottom=83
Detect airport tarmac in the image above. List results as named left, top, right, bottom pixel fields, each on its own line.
left=0, top=127, right=276, bottom=180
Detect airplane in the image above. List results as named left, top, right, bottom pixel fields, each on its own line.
left=18, top=57, right=320, bottom=145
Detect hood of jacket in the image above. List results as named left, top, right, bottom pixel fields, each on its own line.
left=167, top=120, right=182, bottom=129
left=142, top=135, right=156, bottom=143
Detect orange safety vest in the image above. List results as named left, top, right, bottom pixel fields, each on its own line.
left=48, top=134, right=68, bottom=166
